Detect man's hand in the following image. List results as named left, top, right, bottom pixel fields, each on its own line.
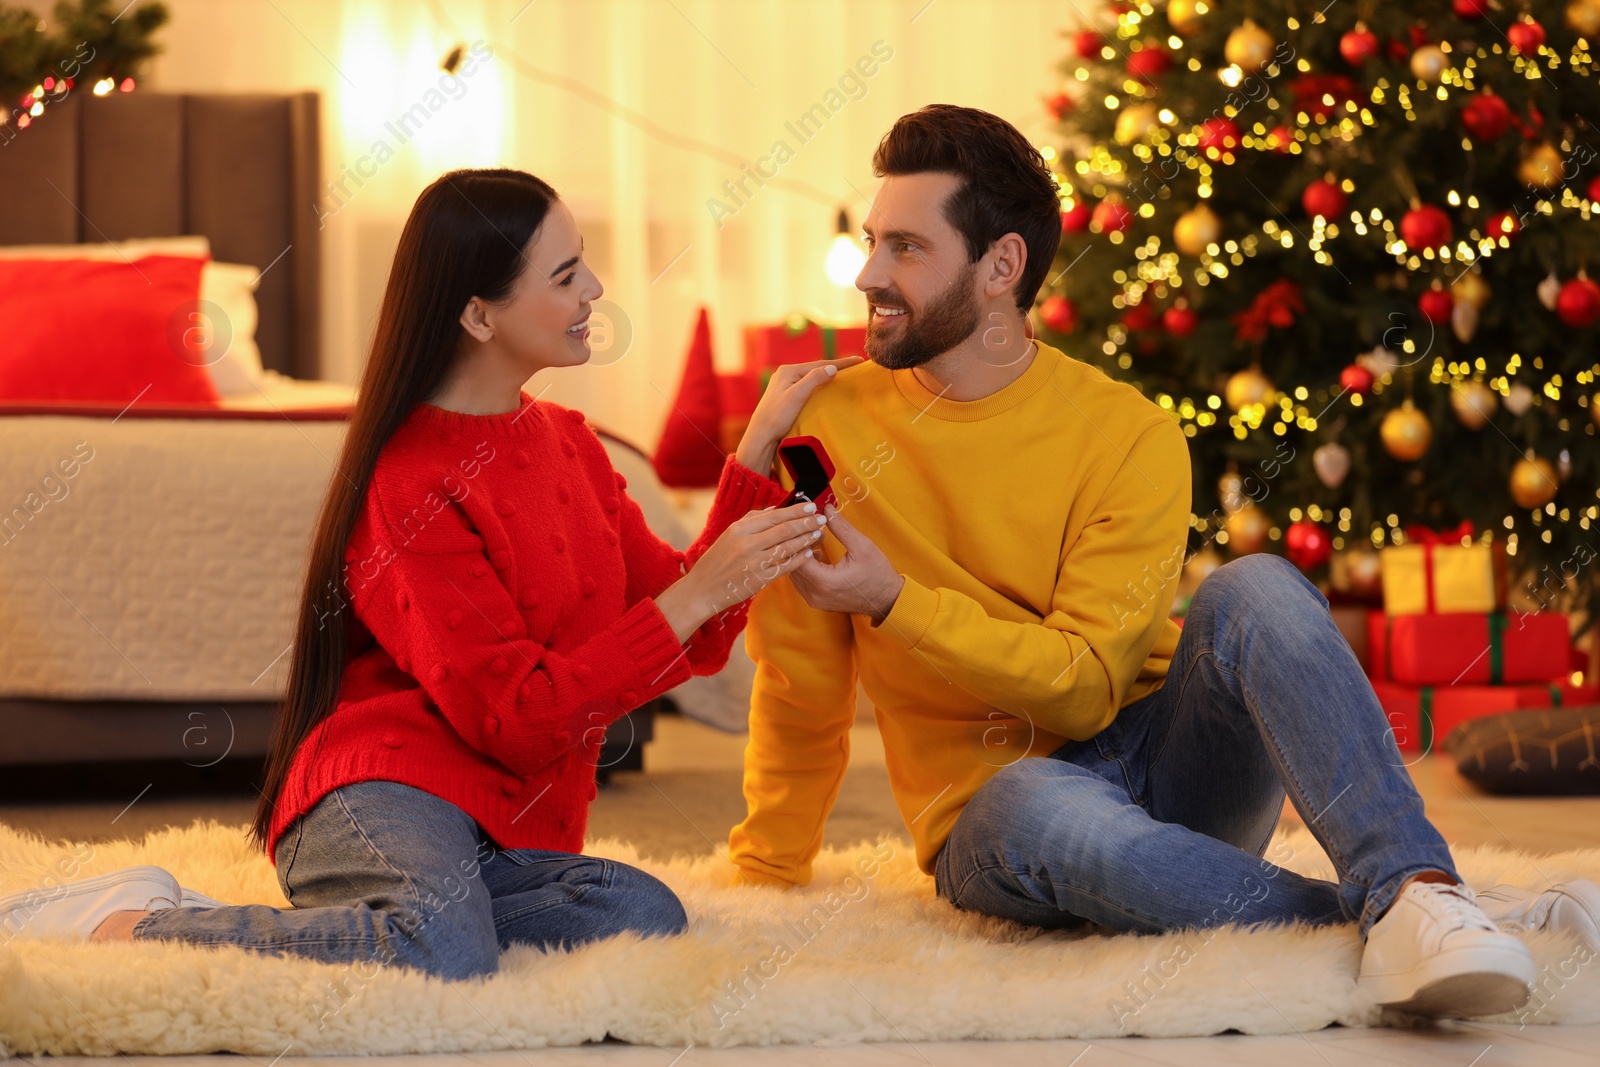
left=788, top=503, right=905, bottom=624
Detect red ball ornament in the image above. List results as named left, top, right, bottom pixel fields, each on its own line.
left=1453, top=0, right=1491, bottom=18
left=1556, top=277, right=1600, bottom=328
left=1340, top=25, right=1380, bottom=66
left=1419, top=286, right=1455, bottom=325
left=1265, top=124, right=1295, bottom=153
left=1091, top=196, right=1133, bottom=233
left=1461, top=91, right=1512, bottom=141
left=1301, top=178, right=1347, bottom=220
left=1044, top=92, right=1073, bottom=121
left=1400, top=204, right=1453, bottom=249
left=1285, top=520, right=1333, bottom=571
left=1485, top=210, right=1520, bottom=240
left=1122, top=302, right=1159, bottom=333
left=1588, top=176, right=1600, bottom=203
left=1507, top=18, right=1546, bottom=55
left=1198, top=118, right=1241, bottom=162
left=1339, top=363, right=1375, bottom=395
left=1040, top=295, right=1078, bottom=333
left=1126, top=45, right=1171, bottom=83
left=1388, top=28, right=1426, bottom=61
left=1074, top=30, right=1106, bottom=59
left=1163, top=303, right=1199, bottom=337
left=1060, top=199, right=1091, bottom=233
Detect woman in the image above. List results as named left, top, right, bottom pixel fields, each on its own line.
left=1, top=168, right=856, bottom=978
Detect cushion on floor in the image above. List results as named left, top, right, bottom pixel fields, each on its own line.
left=1, top=821, right=1597, bottom=1055
left=1446, top=705, right=1600, bottom=795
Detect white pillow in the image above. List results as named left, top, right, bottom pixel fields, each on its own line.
left=0, top=237, right=264, bottom=396
left=0, top=235, right=211, bottom=260
left=198, top=260, right=264, bottom=394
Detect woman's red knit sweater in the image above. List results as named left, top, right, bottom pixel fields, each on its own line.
left=266, top=392, right=788, bottom=861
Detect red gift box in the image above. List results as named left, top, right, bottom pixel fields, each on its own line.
left=1366, top=611, right=1570, bottom=686
left=743, top=320, right=866, bottom=378
left=1372, top=678, right=1599, bottom=753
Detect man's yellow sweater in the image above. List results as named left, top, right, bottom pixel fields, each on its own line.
left=728, top=341, right=1193, bottom=887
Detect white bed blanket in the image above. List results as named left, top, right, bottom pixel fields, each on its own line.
left=0, top=409, right=349, bottom=700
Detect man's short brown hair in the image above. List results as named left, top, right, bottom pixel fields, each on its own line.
left=871, top=104, right=1062, bottom=312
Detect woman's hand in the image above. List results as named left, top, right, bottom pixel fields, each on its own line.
left=734, top=357, right=865, bottom=476
left=655, top=501, right=830, bottom=642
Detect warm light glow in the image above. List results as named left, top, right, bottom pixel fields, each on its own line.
left=825, top=232, right=867, bottom=288
left=336, top=10, right=506, bottom=178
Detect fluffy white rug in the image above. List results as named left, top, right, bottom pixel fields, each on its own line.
left=1, top=820, right=1597, bottom=1056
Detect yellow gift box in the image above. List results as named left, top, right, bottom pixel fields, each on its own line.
left=1381, top=523, right=1503, bottom=615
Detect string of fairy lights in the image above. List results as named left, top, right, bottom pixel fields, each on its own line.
left=1042, top=0, right=1600, bottom=568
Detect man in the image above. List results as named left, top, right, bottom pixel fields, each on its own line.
left=727, top=104, right=1599, bottom=1020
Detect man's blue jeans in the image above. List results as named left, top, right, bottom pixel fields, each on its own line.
left=132, top=780, right=687, bottom=979
left=935, top=554, right=1457, bottom=941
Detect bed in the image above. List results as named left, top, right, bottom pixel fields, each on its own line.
left=0, top=90, right=345, bottom=774
left=0, top=91, right=735, bottom=780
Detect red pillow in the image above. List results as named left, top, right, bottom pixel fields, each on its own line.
left=0, top=254, right=221, bottom=405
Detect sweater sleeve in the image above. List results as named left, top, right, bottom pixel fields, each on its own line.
left=357, top=483, right=694, bottom=778
left=617, top=452, right=790, bottom=675
left=725, top=561, right=858, bottom=888
left=872, top=417, right=1192, bottom=741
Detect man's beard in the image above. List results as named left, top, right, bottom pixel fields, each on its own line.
left=863, top=260, right=980, bottom=371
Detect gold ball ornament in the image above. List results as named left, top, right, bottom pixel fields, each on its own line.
left=1225, top=19, right=1275, bottom=73
left=1218, top=470, right=1246, bottom=512
left=1114, top=103, right=1161, bottom=146
left=1223, top=504, right=1271, bottom=555
left=1184, top=544, right=1223, bottom=585
left=1168, top=0, right=1207, bottom=35
left=1334, top=545, right=1385, bottom=600
left=1224, top=366, right=1275, bottom=411
left=1452, top=270, right=1490, bottom=309
left=1410, top=44, right=1450, bottom=83
left=1505, top=382, right=1535, bottom=416
left=1451, top=381, right=1498, bottom=429
left=1174, top=203, right=1222, bottom=257
left=1510, top=456, right=1559, bottom=509
left=1520, top=143, right=1565, bottom=190
left=1567, top=0, right=1600, bottom=37
left=1380, top=401, right=1433, bottom=461
left=1591, top=393, right=1600, bottom=429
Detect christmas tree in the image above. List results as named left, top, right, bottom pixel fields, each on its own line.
left=1, top=0, right=168, bottom=136
left=1038, top=0, right=1600, bottom=626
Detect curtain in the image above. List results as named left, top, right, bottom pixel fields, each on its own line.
left=147, top=0, right=1074, bottom=444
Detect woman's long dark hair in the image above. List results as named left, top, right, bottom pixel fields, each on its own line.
left=249, top=168, right=559, bottom=850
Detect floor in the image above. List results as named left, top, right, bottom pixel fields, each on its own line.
left=5, top=711, right=1600, bottom=1064
left=11, top=1024, right=1600, bottom=1067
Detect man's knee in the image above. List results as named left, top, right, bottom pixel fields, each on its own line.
left=1192, top=553, right=1318, bottom=619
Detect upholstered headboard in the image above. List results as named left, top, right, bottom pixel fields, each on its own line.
left=0, top=92, right=322, bottom=379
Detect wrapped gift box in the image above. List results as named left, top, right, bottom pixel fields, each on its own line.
left=1380, top=525, right=1505, bottom=615
left=1373, top=678, right=1599, bottom=753
left=743, top=320, right=866, bottom=377
left=716, top=372, right=761, bottom=454
left=1367, top=611, right=1570, bottom=686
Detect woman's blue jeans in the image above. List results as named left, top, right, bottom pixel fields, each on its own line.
left=132, top=780, right=687, bottom=979
left=935, top=554, right=1458, bottom=941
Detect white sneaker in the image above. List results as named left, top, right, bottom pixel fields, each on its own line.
left=1359, top=880, right=1536, bottom=1018
left=0, top=865, right=182, bottom=942
left=1477, top=880, right=1600, bottom=949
